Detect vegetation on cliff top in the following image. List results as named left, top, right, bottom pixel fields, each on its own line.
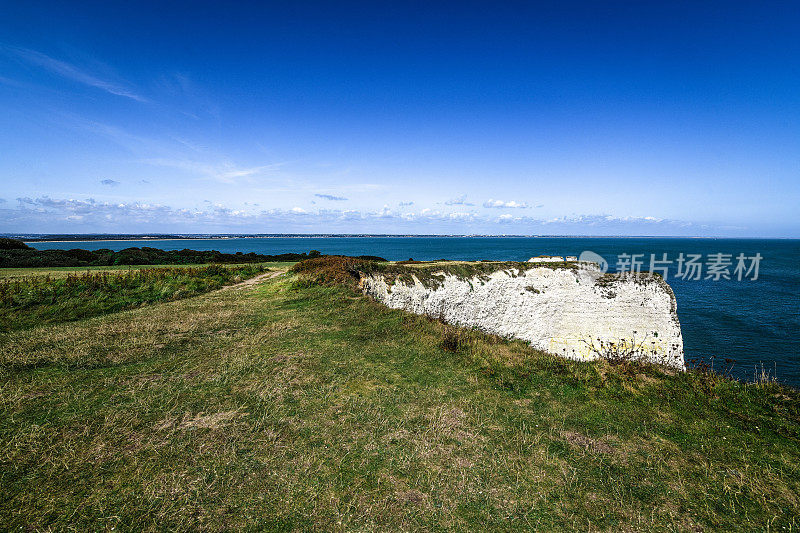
left=291, top=255, right=663, bottom=291
left=292, top=255, right=547, bottom=289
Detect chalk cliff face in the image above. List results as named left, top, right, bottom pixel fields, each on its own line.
left=361, top=266, right=684, bottom=368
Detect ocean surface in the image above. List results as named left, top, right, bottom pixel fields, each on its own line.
left=29, top=237, right=800, bottom=388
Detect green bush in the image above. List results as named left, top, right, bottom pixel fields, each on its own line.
left=0, top=246, right=315, bottom=268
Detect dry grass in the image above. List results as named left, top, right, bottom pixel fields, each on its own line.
left=0, top=270, right=798, bottom=530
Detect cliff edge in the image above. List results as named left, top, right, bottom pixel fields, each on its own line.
left=360, top=262, right=684, bottom=368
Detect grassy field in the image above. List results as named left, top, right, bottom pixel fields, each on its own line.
left=0, top=261, right=297, bottom=279
left=0, top=264, right=274, bottom=332
left=1, top=266, right=799, bottom=530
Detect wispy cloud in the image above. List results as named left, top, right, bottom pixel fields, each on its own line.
left=143, top=158, right=284, bottom=183
left=483, top=199, right=529, bottom=208
left=399, top=201, right=414, bottom=207
left=444, top=195, right=474, bottom=206
left=3, top=45, right=147, bottom=102
left=100, top=179, right=120, bottom=186
left=314, top=193, right=348, bottom=201
left=59, top=116, right=287, bottom=186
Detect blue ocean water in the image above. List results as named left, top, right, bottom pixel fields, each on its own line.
left=29, top=237, right=800, bottom=388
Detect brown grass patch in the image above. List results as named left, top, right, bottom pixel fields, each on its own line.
left=180, top=410, right=239, bottom=429
left=396, top=489, right=427, bottom=505
left=562, top=431, right=615, bottom=454
left=156, top=410, right=240, bottom=431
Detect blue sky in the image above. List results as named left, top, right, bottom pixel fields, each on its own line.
left=1, top=1, right=798, bottom=236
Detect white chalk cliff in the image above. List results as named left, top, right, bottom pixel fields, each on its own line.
left=361, top=265, right=684, bottom=368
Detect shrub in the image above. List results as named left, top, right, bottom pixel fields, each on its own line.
left=291, top=256, right=370, bottom=287
left=0, top=247, right=315, bottom=268
left=0, top=238, right=31, bottom=250
left=439, top=323, right=465, bottom=352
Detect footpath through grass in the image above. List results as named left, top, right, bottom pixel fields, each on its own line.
left=0, top=264, right=268, bottom=333
left=0, top=272, right=798, bottom=530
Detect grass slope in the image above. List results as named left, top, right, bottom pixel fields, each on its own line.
left=0, top=271, right=798, bottom=530
left=0, top=264, right=268, bottom=333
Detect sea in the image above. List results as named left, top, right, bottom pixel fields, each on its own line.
left=28, top=237, right=800, bottom=388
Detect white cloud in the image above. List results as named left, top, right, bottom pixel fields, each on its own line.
left=444, top=195, right=474, bottom=206
left=483, top=199, right=529, bottom=208
left=315, top=193, right=348, bottom=201
left=143, top=158, right=283, bottom=183
left=0, top=196, right=707, bottom=236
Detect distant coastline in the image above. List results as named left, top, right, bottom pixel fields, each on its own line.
left=7, top=234, right=787, bottom=243
left=13, top=234, right=482, bottom=243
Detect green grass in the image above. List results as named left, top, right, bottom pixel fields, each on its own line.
left=0, top=261, right=296, bottom=279
left=0, top=271, right=798, bottom=530
left=0, top=264, right=270, bottom=332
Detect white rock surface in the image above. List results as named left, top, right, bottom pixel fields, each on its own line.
left=361, top=266, right=684, bottom=368
left=527, top=256, right=564, bottom=263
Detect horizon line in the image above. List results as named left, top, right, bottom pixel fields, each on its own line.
left=8, top=233, right=798, bottom=241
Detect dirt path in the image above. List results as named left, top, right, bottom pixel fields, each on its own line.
left=222, top=269, right=286, bottom=291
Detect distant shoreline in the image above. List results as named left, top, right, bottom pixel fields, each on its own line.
left=26, top=238, right=223, bottom=244
left=16, top=235, right=793, bottom=243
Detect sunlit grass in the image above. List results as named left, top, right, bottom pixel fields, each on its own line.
left=0, top=264, right=270, bottom=332
left=0, top=271, right=798, bottom=530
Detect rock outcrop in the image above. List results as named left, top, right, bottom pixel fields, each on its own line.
left=361, top=265, right=684, bottom=368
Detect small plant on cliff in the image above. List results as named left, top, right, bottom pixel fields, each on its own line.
left=439, top=323, right=465, bottom=352
left=581, top=334, right=663, bottom=366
